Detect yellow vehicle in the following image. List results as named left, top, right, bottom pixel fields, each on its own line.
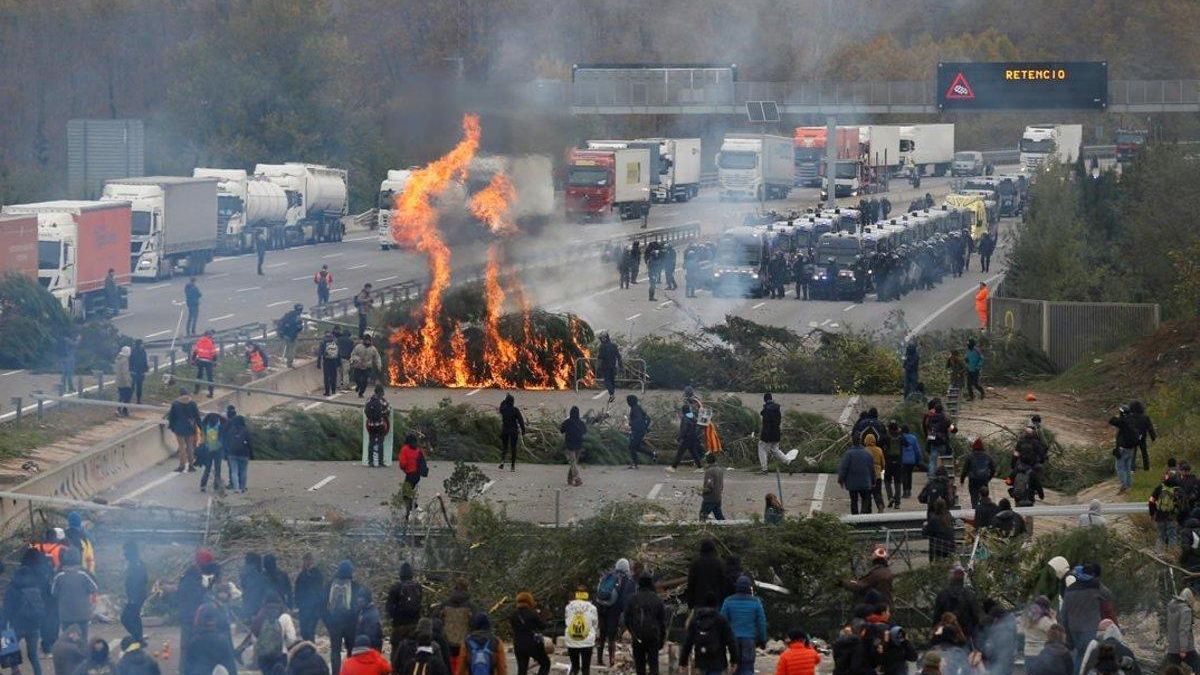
left=943, top=193, right=988, bottom=242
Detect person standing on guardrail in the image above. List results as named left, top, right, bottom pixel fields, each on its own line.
left=191, top=330, right=218, bottom=398
left=114, top=346, right=132, bottom=417
left=277, top=304, right=304, bottom=368
left=167, top=388, right=201, bottom=472
left=597, top=333, right=621, bottom=403
left=314, top=265, right=333, bottom=305
left=350, top=335, right=382, bottom=398
left=184, top=277, right=202, bottom=337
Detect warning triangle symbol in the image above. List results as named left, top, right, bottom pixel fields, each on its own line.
left=945, top=72, right=975, bottom=100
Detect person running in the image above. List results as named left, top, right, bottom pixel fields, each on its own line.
left=564, top=587, right=597, bottom=675
left=720, top=576, right=766, bottom=675
left=498, top=394, right=526, bottom=472
left=365, top=386, right=391, bottom=468
left=167, top=389, right=201, bottom=472
left=597, top=333, right=621, bottom=403
left=672, top=400, right=703, bottom=471
left=314, top=265, right=333, bottom=305
left=626, top=395, right=654, bottom=469
left=184, top=277, right=202, bottom=337
left=758, top=393, right=797, bottom=474
left=560, top=406, right=587, bottom=487
left=191, top=330, right=218, bottom=398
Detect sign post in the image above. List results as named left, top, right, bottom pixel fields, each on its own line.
left=937, top=62, right=1107, bottom=111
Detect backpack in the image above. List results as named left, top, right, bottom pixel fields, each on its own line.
left=442, top=605, right=472, bottom=647
left=566, top=606, right=591, bottom=641
left=628, top=602, right=660, bottom=645
left=0, top=629, right=22, bottom=668
left=204, top=423, right=222, bottom=452
left=323, top=340, right=340, bottom=360
left=328, top=580, right=354, bottom=617
left=366, top=399, right=390, bottom=433
left=1159, top=484, right=1179, bottom=517
left=693, top=618, right=723, bottom=658
left=969, top=455, right=992, bottom=482
left=1012, top=471, right=1034, bottom=507
left=14, top=586, right=43, bottom=627
left=394, top=581, right=422, bottom=621
left=255, top=609, right=284, bottom=661
left=595, top=572, right=620, bottom=607
left=466, top=635, right=494, bottom=675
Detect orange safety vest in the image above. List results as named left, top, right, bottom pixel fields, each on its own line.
left=193, top=336, right=217, bottom=362
left=34, top=543, right=64, bottom=569
left=248, top=350, right=266, bottom=373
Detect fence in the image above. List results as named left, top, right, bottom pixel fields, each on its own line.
left=989, top=296, right=1160, bottom=370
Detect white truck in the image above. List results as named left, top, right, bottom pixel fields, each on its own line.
left=254, top=163, right=348, bottom=244
left=101, top=177, right=218, bottom=280
left=635, top=138, right=702, bottom=202
left=899, top=124, right=955, bottom=177
left=1020, top=124, right=1083, bottom=169
left=716, top=134, right=793, bottom=201
left=193, top=168, right=298, bottom=253
left=859, top=125, right=904, bottom=174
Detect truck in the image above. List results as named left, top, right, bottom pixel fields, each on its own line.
left=1115, top=128, right=1148, bottom=165
left=899, top=124, right=955, bottom=176
left=565, top=148, right=652, bottom=222
left=793, top=127, right=859, bottom=188
left=193, top=168, right=298, bottom=254
left=635, top=138, right=702, bottom=202
left=1019, top=124, right=1083, bottom=169
left=859, top=125, right=904, bottom=175
left=1, top=200, right=131, bottom=317
left=254, top=163, right=348, bottom=243
left=716, top=134, right=793, bottom=201
left=0, top=214, right=38, bottom=279
left=100, top=177, right=217, bottom=280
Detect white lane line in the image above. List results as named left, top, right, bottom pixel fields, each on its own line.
left=208, top=272, right=230, bottom=279
left=330, top=287, right=348, bottom=293
left=808, top=474, right=829, bottom=515
left=906, top=272, right=1005, bottom=338
left=235, top=286, right=261, bottom=293
left=346, top=263, right=368, bottom=270
left=466, top=388, right=481, bottom=397
left=647, top=483, right=664, bottom=500
left=0, top=369, right=25, bottom=378
left=143, top=330, right=171, bottom=339
left=209, top=313, right=235, bottom=322
left=143, top=283, right=170, bottom=291
left=291, top=276, right=310, bottom=282
left=267, top=300, right=294, bottom=308
left=820, top=319, right=831, bottom=326
left=625, top=313, right=642, bottom=321
left=302, top=400, right=324, bottom=411
left=658, top=301, right=672, bottom=308
left=830, top=322, right=840, bottom=328
left=321, top=252, right=344, bottom=259
left=111, top=312, right=136, bottom=322
left=308, top=475, right=337, bottom=491
left=117, top=472, right=181, bottom=503
left=376, top=275, right=399, bottom=283
left=752, top=301, right=766, bottom=309
left=592, top=391, right=605, bottom=400
left=843, top=305, right=856, bottom=312
left=837, top=394, right=861, bottom=428
left=266, top=262, right=288, bottom=268
left=344, top=236, right=373, bottom=243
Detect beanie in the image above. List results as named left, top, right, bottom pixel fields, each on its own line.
left=337, top=560, right=354, bottom=579
left=736, top=575, right=752, bottom=594
left=470, top=612, right=491, bottom=631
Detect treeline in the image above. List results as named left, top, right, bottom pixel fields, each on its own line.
left=1, top=0, right=1199, bottom=208
left=1004, top=146, right=1200, bottom=319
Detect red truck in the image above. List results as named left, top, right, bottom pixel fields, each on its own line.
left=793, top=127, right=860, bottom=187
left=0, top=215, right=39, bottom=279
left=564, top=148, right=652, bottom=222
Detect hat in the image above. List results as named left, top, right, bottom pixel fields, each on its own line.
left=337, top=560, right=354, bottom=579
left=971, top=437, right=984, bottom=451
left=516, top=592, right=535, bottom=608
left=226, top=405, right=237, bottom=417
left=400, top=561, right=413, bottom=580
left=195, top=548, right=215, bottom=567
left=872, top=545, right=889, bottom=561
left=615, top=558, right=631, bottom=575
left=736, top=575, right=752, bottom=593
left=119, top=346, right=131, bottom=356
left=67, top=511, right=82, bottom=529
left=1047, top=556, right=1070, bottom=579
left=923, top=652, right=942, bottom=668
left=470, top=613, right=491, bottom=631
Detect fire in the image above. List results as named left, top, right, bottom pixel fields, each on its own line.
left=388, top=115, right=591, bottom=389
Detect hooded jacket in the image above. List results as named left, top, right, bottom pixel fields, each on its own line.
left=719, top=580, right=767, bottom=643
left=350, top=343, right=382, bottom=371
left=1059, top=573, right=1114, bottom=642
left=1167, top=588, right=1196, bottom=654
left=775, top=640, right=821, bottom=675
left=53, top=630, right=87, bottom=675
left=1078, top=500, right=1107, bottom=528
left=559, top=409, right=586, bottom=451
left=52, top=555, right=99, bottom=623
left=838, top=445, right=875, bottom=492
left=286, top=641, right=330, bottom=675
left=760, top=400, right=782, bottom=443
left=115, top=351, right=132, bottom=388
left=686, top=548, right=725, bottom=609
left=499, top=396, right=525, bottom=435
left=341, top=648, right=391, bottom=675
left=563, top=598, right=599, bottom=649
left=679, top=607, right=736, bottom=671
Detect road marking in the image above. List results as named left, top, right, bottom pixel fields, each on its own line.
left=291, top=276, right=310, bottom=281
left=375, top=275, right=399, bottom=283
left=143, top=283, right=170, bottom=291
left=466, top=388, right=481, bottom=396
left=209, top=313, right=235, bottom=322
left=592, top=391, right=605, bottom=400
left=308, top=475, right=337, bottom=491
left=266, top=262, right=288, bottom=268
left=625, top=313, right=642, bottom=321
left=820, top=319, right=831, bottom=326
left=906, top=272, right=1006, bottom=339
left=321, top=252, right=344, bottom=259
left=208, top=272, right=230, bottom=279
left=117, top=472, right=181, bottom=503
left=659, top=300, right=673, bottom=308
left=837, top=394, right=861, bottom=428
left=235, top=286, right=261, bottom=293
left=830, top=322, right=839, bottom=328
left=346, top=263, right=368, bottom=270
left=647, top=483, right=664, bottom=500
left=0, top=369, right=25, bottom=378
left=143, top=330, right=171, bottom=339
left=330, top=287, right=348, bottom=293
left=344, top=236, right=373, bottom=243
left=267, top=300, right=294, bottom=308
left=752, top=301, right=766, bottom=309
left=110, top=312, right=136, bottom=322
left=808, top=474, right=829, bottom=515
left=843, top=305, right=856, bottom=312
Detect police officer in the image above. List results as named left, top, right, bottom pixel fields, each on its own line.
left=824, top=257, right=839, bottom=299
left=684, top=246, right=700, bottom=297
left=663, top=243, right=678, bottom=290
left=767, top=251, right=788, bottom=299
left=647, top=245, right=662, bottom=301
left=791, top=251, right=809, bottom=300
left=618, top=247, right=632, bottom=289
left=629, top=240, right=641, bottom=284
left=881, top=197, right=891, bottom=220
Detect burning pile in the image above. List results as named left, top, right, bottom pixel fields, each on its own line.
left=387, top=114, right=592, bottom=389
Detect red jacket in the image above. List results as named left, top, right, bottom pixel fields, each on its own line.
left=340, top=649, right=391, bottom=675
left=774, top=642, right=821, bottom=675
left=399, top=444, right=423, bottom=477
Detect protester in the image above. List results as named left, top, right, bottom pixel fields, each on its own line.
left=114, top=637, right=160, bottom=675
left=350, top=336, right=383, bottom=398
left=1078, top=500, right=1107, bottom=528
left=314, top=266, right=333, bottom=305
left=700, top=453, right=726, bottom=521
left=341, top=635, right=390, bottom=675
left=838, top=436, right=875, bottom=515
left=960, top=438, right=996, bottom=508
left=1060, top=564, right=1114, bottom=668
left=114, top=346, right=132, bottom=417
left=562, top=587, right=597, bottom=675
left=1151, top=468, right=1183, bottom=548
left=758, top=393, right=796, bottom=473
left=626, top=395, right=654, bottom=469
left=336, top=328, right=355, bottom=390
left=933, top=565, right=982, bottom=640
left=623, top=575, right=665, bottom=675
left=882, top=422, right=904, bottom=509
left=498, top=395, right=526, bottom=472
left=319, top=331, right=341, bottom=397
left=403, top=634, right=446, bottom=675
left=1109, top=405, right=1139, bottom=494
left=772, top=629, right=819, bottom=675
left=965, top=339, right=985, bottom=400
left=250, top=591, right=296, bottom=674
left=455, top=614, right=505, bottom=675
left=597, top=333, right=621, bottom=403
left=198, top=411, right=227, bottom=494
left=436, top=578, right=479, bottom=675
left=863, top=434, right=886, bottom=512
left=686, top=540, right=725, bottom=611
left=176, top=549, right=220, bottom=669
left=560, top=406, right=587, bottom=487
left=167, top=388, right=201, bottom=472
left=594, top=560, right=634, bottom=667
left=295, top=553, right=326, bottom=643
left=52, top=625, right=86, bottom=675
left=129, top=339, right=148, bottom=405
left=287, top=638, right=330, bottom=675
left=224, top=405, right=252, bottom=492
left=184, top=605, right=237, bottom=675
left=5, top=548, right=47, bottom=675
left=356, top=591, right=384, bottom=653
left=398, top=435, right=427, bottom=518
left=278, top=304, right=305, bottom=368
left=672, top=399, right=703, bottom=471
left=77, top=639, right=116, bottom=675
left=922, top=499, right=956, bottom=561
left=52, top=548, right=97, bottom=643
left=184, top=277, right=202, bottom=337
left=902, top=342, right=920, bottom=399
left=842, top=546, right=894, bottom=608
left=326, top=560, right=368, bottom=675
left=365, top=386, right=392, bottom=468
left=386, top=562, right=423, bottom=645
left=1025, top=625, right=1074, bottom=675
left=899, top=425, right=921, bottom=498
left=508, top=593, right=548, bottom=675
left=1078, top=620, right=1140, bottom=675
left=1166, top=587, right=1199, bottom=672
left=121, top=541, right=148, bottom=642
left=1127, top=400, right=1156, bottom=472
left=971, top=486, right=999, bottom=529
left=679, top=592, right=737, bottom=675
left=354, top=284, right=374, bottom=337
left=764, top=494, right=785, bottom=525
left=720, top=576, right=767, bottom=675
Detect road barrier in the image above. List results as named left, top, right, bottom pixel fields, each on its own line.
left=989, top=295, right=1160, bottom=370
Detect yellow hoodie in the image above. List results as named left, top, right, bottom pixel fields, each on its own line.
left=863, top=434, right=884, bottom=479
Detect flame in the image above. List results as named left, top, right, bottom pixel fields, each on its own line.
left=469, top=173, right=517, bottom=236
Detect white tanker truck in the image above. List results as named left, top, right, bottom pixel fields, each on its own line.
left=193, top=168, right=300, bottom=253
left=254, top=163, right=348, bottom=244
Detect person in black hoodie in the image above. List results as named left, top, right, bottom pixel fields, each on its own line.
left=757, top=393, right=795, bottom=474
left=356, top=592, right=384, bottom=652
left=129, top=340, right=148, bottom=405
left=6, top=547, right=47, bottom=675
left=294, top=553, right=325, bottom=642
left=122, top=541, right=149, bottom=642
left=971, top=486, right=999, bottom=530
left=286, top=639, right=329, bottom=675
left=405, top=633, right=449, bottom=675
left=498, top=395, right=526, bottom=471
left=627, top=395, right=654, bottom=469
left=673, top=401, right=703, bottom=470
left=560, top=406, right=587, bottom=486
left=932, top=565, right=982, bottom=640
left=177, top=548, right=221, bottom=670
left=1127, top=400, right=1156, bottom=472
left=263, top=554, right=292, bottom=609
left=679, top=591, right=737, bottom=674
left=623, top=575, right=666, bottom=675
left=1110, top=405, right=1139, bottom=494
left=685, top=540, right=725, bottom=611
left=184, top=605, right=238, bottom=675
left=116, top=637, right=162, bottom=675
left=240, top=553, right=268, bottom=623
left=325, top=560, right=367, bottom=675
left=880, top=625, right=918, bottom=675
left=508, top=592, right=549, bottom=675
left=387, top=562, right=423, bottom=643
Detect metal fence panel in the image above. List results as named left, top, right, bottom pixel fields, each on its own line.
left=1045, top=301, right=1159, bottom=370
left=989, top=297, right=1045, bottom=351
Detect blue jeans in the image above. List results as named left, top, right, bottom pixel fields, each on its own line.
left=229, top=457, right=249, bottom=491
left=735, top=639, right=756, bottom=675
left=1115, top=447, right=1134, bottom=489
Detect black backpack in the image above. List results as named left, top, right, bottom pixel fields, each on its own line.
left=693, top=617, right=723, bottom=659
left=394, top=581, right=422, bottom=622
left=627, top=599, right=660, bottom=646
left=14, top=585, right=43, bottom=627
left=969, top=454, right=993, bottom=482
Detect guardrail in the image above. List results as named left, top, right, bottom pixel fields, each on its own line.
left=573, top=357, right=648, bottom=394
left=308, top=279, right=425, bottom=321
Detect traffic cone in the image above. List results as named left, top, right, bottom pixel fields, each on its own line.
left=1025, top=392, right=1037, bottom=402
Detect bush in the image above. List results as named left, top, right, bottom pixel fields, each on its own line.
left=0, top=274, right=70, bottom=369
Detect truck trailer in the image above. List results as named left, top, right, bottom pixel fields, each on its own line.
left=101, top=177, right=218, bottom=280
left=899, top=124, right=955, bottom=176
left=1020, top=125, right=1083, bottom=169
left=717, top=134, right=793, bottom=201
left=0, top=214, right=38, bottom=280
left=635, top=138, right=702, bottom=202
left=1, top=200, right=131, bottom=317
left=193, top=168, right=298, bottom=253
left=254, top=163, right=348, bottom=244
left=565, top=148, right=652, bottom=222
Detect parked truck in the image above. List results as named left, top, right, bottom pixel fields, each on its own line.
left=717, top=134, right=793, bottom=201
left=634, top=138, right=702, bottom=202
left=565, top=148, right=652, bottom=221
left=1115, top=128, right=1148, bottom=165
left=101, top=177, right=217, bottom=280
left=899, top=124, right=955, bottom=176
left=793, top=127, right=859, bottom=188
left=1020, top=124, right=1083, bottom=169
left=0, top=214, right=38, bottom=279
left=193, top=168, right=298, bottom=254
left=254, top=163, right=348, bottom=243
left=859, top=125, right=904, bottom=174
left=1, top=200, right=131, bottom=317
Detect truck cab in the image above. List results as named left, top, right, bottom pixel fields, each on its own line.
left=717, top=134, right=793, bottom=201
left=377, top=169, right=412, bottom=250
left=565, top=148, right=651, bottom=222
left=35, top=212, right=79, bottom=307
left=101, top=183, right=166, bottom=279
left=1115, top=129, right=1147, bottom=165
left=952, top=151, right=984, bottom=176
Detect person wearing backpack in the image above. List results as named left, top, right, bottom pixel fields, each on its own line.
left=405, top=633, right=448, bottom=675
left=436, top=578, right=479, bottom=675
left=593, top=559, right=634, bottom=667
left=455, top=613, right=506, bottom=675
left=626, top=395, right=654, bottom=469
left=387, top=562, right=423, bottom=644
left=319, top=332, right=341, bottom=397
left=508, top=593, right=548, bottom=675
left=51, top=548, right=97, bottom=644
left=5, top=547, right=49, bottom=675
left=720, top=576, right=767, bottom=675
left=365, top=387, right=392, bottom=469
left=959, top=438, right=996, bottom=509
left=623, top=575, right=665, bottom=675
left=198, top=411, right=227, bottom=495
left=294, top=553, right=326, bottom=643
left=325, top=560, right=368, bottom=675
left=251, top=591, right=296, bottom=675
left=563, top=588, right=597, bottom=675
left=287, top=639, right=330, bottom=675
left=1151, top=470, right=1183, bottom=548
left=680, top=592, right=737, bottom=675
left=224, top=406, right=253, bottom=493
left=1165, top=587, right=1200, bottom=672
